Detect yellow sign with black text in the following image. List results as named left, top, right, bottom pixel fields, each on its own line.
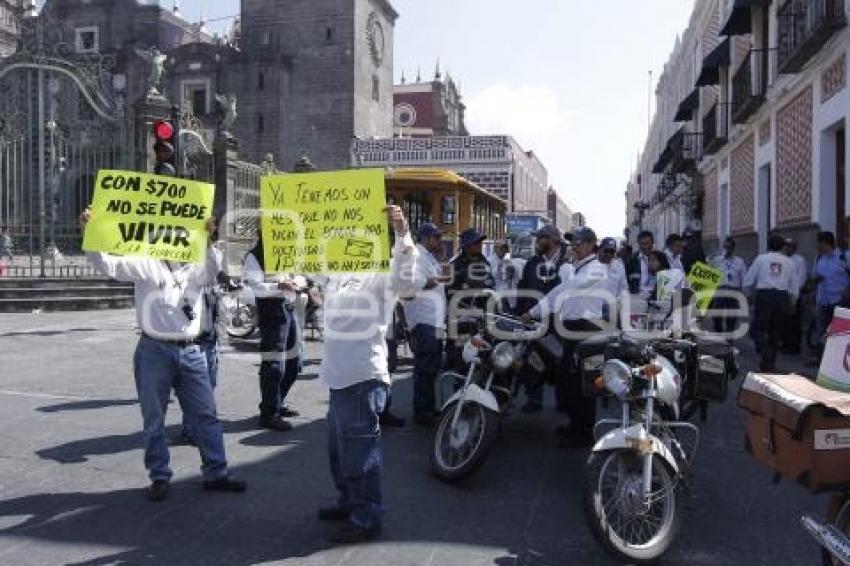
left=82, top=170, right=214, bottom=263
left=259, top=169, right=390, bottom=274
left=687, top=261, right=724, bottom=314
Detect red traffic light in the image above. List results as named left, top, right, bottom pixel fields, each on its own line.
left=153, top=120, right=175, bottom=141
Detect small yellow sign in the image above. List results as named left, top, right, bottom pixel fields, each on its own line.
left=260, top=169, right=390, bottom=274
left=687, top=261, right=724, bottom=314
left=82, top=170, right=214, bottom=263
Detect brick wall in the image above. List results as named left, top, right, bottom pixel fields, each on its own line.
left=730, top=134, right=755, bottom=234
left=704, top=166, right=718, bottom=238
left=776, top=85, right=813, bottom=226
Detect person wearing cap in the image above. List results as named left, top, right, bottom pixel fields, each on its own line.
left=744, top=234, right=800, bottom=371
left=523, top=227, right=610, bottom=447
left=598, top=237, right=628, bottom=322
left=779, top=238, right=808, bottom=354
left=516, top=224, right=572, bottom=412
left=403, top=222, right=450, bottom=426
left=810, top=231, right=850, bottom=357
left=709, top=237, right=748, bottom=335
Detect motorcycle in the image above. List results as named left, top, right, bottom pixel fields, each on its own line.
left=584, top=333, right=701, bottom=564
left=221, top=282, right=258, bottom=339
left=430, top=311, right=558, bottom=481
left=803, top=495, right=850, bottom=565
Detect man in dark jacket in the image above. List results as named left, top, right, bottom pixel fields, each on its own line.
left=515, top=224, right=570, bottom=412
left=681, top=229, right=707, bottom=275
left=625, top=230, right=656, bottom=296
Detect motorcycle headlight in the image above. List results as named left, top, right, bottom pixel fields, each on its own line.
left=491, top=341, right=516, bottom=373
left=602, top=359, right=633, bottom=400
left=583, top=354, right=605, bottom=372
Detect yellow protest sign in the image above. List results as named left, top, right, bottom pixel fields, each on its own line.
left=260, top=169, right=390, bottom=274
left=82, top=170, right=214, bottom=263
left=687, top=261, right=724, bottom=314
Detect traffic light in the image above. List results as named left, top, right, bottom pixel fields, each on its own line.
left=152, top=119, right=176, bottom=176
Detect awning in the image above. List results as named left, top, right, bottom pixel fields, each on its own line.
left=674, top=89, right=699, bottom=122
left=695, top=38, right=731, bottom=87
left=720, top=0, right=768, bottom=37
left=652, top=145, right=673, bottom=174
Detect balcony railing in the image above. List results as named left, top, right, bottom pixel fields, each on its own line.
left=732, top=48, right=770, bottom=124
left=703, top=103, right=731, bottom=155
left=778, top=0, right=847, bottom=74
left=670, top=130, right=704, bottom=173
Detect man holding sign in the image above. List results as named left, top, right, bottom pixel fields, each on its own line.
left=80, top=170, right=246, bottom=502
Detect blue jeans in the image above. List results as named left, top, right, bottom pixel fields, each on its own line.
left=182, top=335, right=219, bottom=440
left=410, top=324, right=441, bottom=413
left=327, top=380, right=388, bottom=530
left=133, top=335, right=228, bottom=482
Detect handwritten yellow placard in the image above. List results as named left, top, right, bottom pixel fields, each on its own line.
left=260, top=169, right=390, bottom=273
left=687, top=261, right=724, bottom=314
left=82, top=170, right=214, bottom=263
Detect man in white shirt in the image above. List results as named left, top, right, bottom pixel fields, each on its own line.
left=80, top=209, right=246, bottom=502
left=744, top=234, right=800, bottom=371
left=524, top=227, right=610, bottom=447
left=781, top=238, right=808, bottom=354
left=318, top=205, right=423, bottom=543
left=709, top=237, right=748, bottom=334
left=243, top=239, right=305, bottom=431
left=403, top=222, right=448, bottom=426
left=489, top=240, right=521, bottom=312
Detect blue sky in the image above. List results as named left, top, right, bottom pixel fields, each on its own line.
left=166, top=0, right=696, bottom=238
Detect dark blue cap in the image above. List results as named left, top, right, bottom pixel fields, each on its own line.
left=417, top=222, right=443, bottom=239
left=459, top=228, right=486, bottom=249
left=600, top=237, right=618, bottom=250
left=573, top=226, right=598, bottom=244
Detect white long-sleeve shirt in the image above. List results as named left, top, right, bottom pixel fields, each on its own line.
left=403, top=243, right=446, bottom=329
left=242, top=252, right=304, bottom=303
left=87, top=247, right=219, bottom=340
left=530, top=255, right=610, bottom=321
left=320, top=232, right=423, bottom=390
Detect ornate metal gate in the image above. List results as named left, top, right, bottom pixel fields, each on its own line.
left=0, top=16, right=128, bottom=277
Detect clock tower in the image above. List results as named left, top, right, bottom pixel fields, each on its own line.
left=240, top=0, right=397, bottom=170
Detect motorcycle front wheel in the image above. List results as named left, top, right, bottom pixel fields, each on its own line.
left=430, top=402, right=498, bottom=483
left=223, top=301, right=257, bottom=339
left=584, top=450, right=681, bottom=565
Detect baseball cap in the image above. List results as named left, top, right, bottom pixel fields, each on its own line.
left=417, top=222, right=443, bottom=239
left=532, top=225, right=562, bottom=240
left=600, top=237, right=618, bottom=251
left=572, top=226, right=598, bottom=244
left=459, top=228, right=486, bottom=249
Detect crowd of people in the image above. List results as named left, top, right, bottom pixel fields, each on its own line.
left=79, top=201, right=850, bottom=544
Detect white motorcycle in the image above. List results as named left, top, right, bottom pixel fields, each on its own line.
left=584, top=334, right=700, bottom=564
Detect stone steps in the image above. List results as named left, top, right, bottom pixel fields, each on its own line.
left=0, top=278, right=134, bottom=312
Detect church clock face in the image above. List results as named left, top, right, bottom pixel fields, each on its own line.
left=367, top=13, right=385, bottom=66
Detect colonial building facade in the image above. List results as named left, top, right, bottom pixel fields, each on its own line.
left=628, top=0, right=849, bottom=263
left=352, top=134, right=550, bottom=213
left=0, top=0, right=24, bottom=58
left=393, top=66, right=468, bottom=138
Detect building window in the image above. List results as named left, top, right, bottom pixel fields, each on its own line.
left=260, top=30, right=271, bottom=46
left=75, top=27, right=99, bottom=53
left=182, top=81, right=210, bottom=115
left=326, top=27, right=334, bottom=42
left=257, top=114, right=264, bottom=132
left=372, top=75, right=380, bottom=102
left=258, top=72, right=265, bottom=90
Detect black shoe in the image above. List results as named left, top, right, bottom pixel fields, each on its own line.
left=279, top=406, right=301, bottom=418
left=259, top=415, right=293, bottom=431
left=413, top=412, right=437, bottom=427
left=147, top=480, right=170, bottom=502
left=328, top=523, right=381, bottom=544
left=521, top=402, right=543, bottom=414
left=202, top=476, right=247, bottom=493
left=318, top=506, right=350, bottom=521
left=379, top=411, right=406, bottom=428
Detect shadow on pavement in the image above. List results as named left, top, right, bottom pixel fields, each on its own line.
left=37, top=399, right=139, bottom=413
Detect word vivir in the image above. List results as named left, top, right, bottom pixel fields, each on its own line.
left=118, top=222, right=192, bottom=248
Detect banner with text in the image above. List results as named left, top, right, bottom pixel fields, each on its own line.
left=82, top=170, right=215, bottom=263
left=687, top=261, right=724, bottom=314
left=260, top=169, right=390, bottom=274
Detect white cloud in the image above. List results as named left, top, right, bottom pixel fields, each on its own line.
left=465, top=85, right=570, bottom=150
